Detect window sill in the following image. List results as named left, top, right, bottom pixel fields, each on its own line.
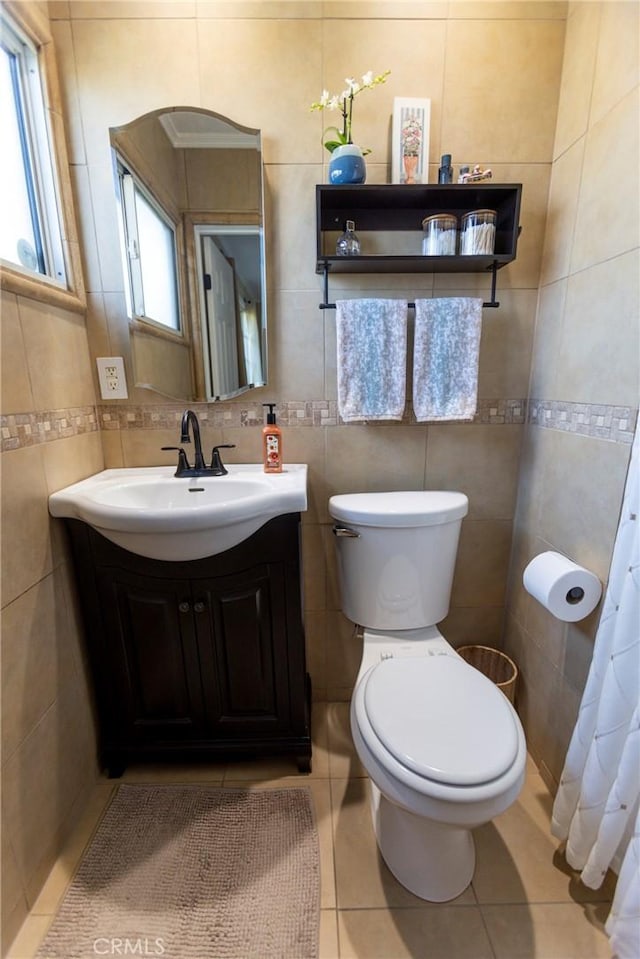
left=1, top=260, right=85, bottom=314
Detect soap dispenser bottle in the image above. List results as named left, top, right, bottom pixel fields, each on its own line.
left=262, top=403, right=283, bottom=473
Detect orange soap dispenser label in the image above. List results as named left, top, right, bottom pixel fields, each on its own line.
left=264, top=431, right=282, bottom=472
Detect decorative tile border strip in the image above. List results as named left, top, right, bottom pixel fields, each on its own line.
left=3, top=399, right=635, bottom=452
left=97, top=398, right=528, bottom=431
left=528, top=400, right=637, bottom=445
left=473, top=399, right=526, bottom=425
left=98, top=401, right=339, bottom=431
left=1, top=406, right=98, bottom=452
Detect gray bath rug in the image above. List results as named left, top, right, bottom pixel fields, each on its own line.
left=36, top=784, right=320, bottom=959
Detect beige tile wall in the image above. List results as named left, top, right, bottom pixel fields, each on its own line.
left=0, top=288, right=103, bottom=951
left=503, top=1, right=639, bottom=792
left=0, top=4, right=103, bottom=951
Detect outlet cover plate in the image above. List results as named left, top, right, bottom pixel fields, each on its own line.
left=96, top=356, right=128, bottom=399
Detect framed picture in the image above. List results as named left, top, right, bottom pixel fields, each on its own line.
left=392, top=97, right=431, bottom=185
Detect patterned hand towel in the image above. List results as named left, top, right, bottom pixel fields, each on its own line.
left=413, top=297, right=483, bottom=421
left=336, top=299, right=408, bottom=422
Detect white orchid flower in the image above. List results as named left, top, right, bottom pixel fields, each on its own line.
left=308, top=68, right=390, bottom=153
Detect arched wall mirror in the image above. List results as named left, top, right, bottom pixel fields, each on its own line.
left=109, top=107, right=267, bottom=402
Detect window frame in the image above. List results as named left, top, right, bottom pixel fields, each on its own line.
left=115, top=156, right=183, bottom=337
left=0, top=2, right=83, bottom=312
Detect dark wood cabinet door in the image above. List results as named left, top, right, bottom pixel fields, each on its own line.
left=65, top=515, right=312, bottom=774
left=94, top=569, right=206, bottom=742
left=193, top=564, right=290, bottom=735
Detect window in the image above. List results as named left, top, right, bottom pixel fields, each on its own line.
left=115, top=160, right=181, bottom=333
left=0, top=12, right=66, bottom=284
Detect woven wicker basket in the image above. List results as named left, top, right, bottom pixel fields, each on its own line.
left=457, top=645, right=518, bottom=703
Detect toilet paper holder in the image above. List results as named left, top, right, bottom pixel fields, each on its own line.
left=566, top=585, right=585, bottom=604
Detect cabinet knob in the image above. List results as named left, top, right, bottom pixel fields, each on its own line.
left=193, top=601, right=206, bottom=614
left=178, top=601, right=190, bottom=613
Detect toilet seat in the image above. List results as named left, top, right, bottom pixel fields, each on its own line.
left=360, top=656, right=519, bottom=787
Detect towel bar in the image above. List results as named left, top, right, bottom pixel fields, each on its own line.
left=320, top=300, right=499, bottom=309
left=318, top=260, right=500, bottom=309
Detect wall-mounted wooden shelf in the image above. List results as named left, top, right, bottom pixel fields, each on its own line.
left=316, top=183, right=522, bottom=308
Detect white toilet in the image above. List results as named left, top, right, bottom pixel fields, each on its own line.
left=329, top=490, right=527, bottom=902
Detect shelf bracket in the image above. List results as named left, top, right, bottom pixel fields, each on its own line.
left=318, top=260, right=501, bottom=310
left=486, top=260, right=499, bottom=309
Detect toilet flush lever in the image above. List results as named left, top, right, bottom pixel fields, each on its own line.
left=332, top=525, right=360, bottom=538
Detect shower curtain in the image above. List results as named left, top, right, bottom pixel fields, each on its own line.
left=551, top=425, right=639, bottom=959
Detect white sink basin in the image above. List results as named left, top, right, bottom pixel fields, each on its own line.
left=49, top=464, right=307, bottom=561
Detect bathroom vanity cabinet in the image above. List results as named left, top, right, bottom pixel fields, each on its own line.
left=64, top=514, right=311, bottom=776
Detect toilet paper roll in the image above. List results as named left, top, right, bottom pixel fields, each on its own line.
left=523, top=550, right=602, bottom=622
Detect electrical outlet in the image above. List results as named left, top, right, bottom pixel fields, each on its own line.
left=96, top=357, right=128, bottom=399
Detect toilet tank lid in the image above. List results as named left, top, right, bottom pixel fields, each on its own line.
left=329, top=491, right=468, bottom=528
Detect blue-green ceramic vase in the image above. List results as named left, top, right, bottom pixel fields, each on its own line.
left=328, top=144, right=366, bottom=185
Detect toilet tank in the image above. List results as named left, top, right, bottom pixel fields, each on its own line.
left=329, top=491, right=468, bottom=630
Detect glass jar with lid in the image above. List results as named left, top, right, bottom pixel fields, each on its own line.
left=460, top=209, right=497, bottom=255
left=421, top=213, right=457, bottom=256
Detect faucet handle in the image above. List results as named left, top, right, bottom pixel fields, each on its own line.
left=210, top=444, right=235, bottom=475
left=161, top=446, right=191, bottom=475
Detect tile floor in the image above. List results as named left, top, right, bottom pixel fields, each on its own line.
left=8, top=703, right=616, bottom=959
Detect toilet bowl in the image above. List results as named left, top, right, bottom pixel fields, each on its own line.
left=329, top=491, right=527, bottom=902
